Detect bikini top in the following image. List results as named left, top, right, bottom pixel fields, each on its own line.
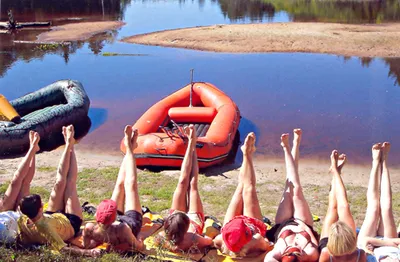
left=279, top=229, right=312, bottom=257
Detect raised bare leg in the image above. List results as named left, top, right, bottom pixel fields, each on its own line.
left=63, top=126, right=83, bottom=219
left=47, top=126, right=72, bottom=213
left=291, top=128, right=302, bottom=173
left=0, top=131, right=40, bottom=211
left=188, top=128, right=203, bottom=216
left=358, top=143, right=382, bottom=240
left=321, top=151, right=340, bottom=239
left=124, top=126, right=142, bottom=213
left=171, top=124, right=195, bottom=212
left=331, top=151, right=355, bottom=232
left=111, top=157, right=127, bottom=213
left=378, top=142, right=397, bottom=238
left=222, top=133, right=259, bottom=225
left=276, top=133, right=313, bottom=225
left=242, top=133, right=262, bottom=220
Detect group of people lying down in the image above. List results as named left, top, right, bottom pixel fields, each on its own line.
left=0, top=125, right=399, bottom=261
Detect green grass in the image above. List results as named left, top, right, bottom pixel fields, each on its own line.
left=37, top=166, right=57, bottom=173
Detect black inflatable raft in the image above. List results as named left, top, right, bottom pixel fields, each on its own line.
left=0, top=80, right=91, bottom=158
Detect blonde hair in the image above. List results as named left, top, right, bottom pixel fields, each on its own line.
left=327, top=221, right=356, bottom=256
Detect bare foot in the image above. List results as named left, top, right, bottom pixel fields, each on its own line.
left=337, top=154, right=347, bottom=173
left=330, top=150, right=339, bottom=173
left=124, top=125, right=133, bottom=151
left=372, top=143, right=382, bottom=162
left=29, top=131, right=40, bottom=152
left=184, top=124, right=197, bottom=146
left=241, top=132, right=256, bottom=156
left=382, top=142, right=391, bottom=161
left=280, top=133, right=290, bottom=150
left=63, top=125, right=75, bottom=145
left=131, top=128, right=139, bottom=150
left=293, top=128, right=302, bottom=145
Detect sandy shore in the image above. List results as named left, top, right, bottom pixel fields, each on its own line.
left=37, top=21, right=125, bottom=42
left=123, top=22, right=400, bottom=57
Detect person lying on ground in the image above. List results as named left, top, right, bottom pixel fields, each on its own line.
left=83, top=125, right=144, bottom=253
left=18, top=125, right=100, bottom=257
left=156, top=124, right=213, bottom=253
left=0, top=131, right=39, bottom=244
left=319, top=150, right=366, bottom=262
left=213, top=132, right=270, bottom=258
left=265, top=129, right=319, bottom=262
left=357, top=142, right=400, bottom=262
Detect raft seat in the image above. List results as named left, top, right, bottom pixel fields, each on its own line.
left=162, top=123, right=210, bottom=138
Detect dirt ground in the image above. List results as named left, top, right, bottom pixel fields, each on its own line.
left=122, top=22, right=400, bottom=57
left=37, top=21, right=125, bottom=42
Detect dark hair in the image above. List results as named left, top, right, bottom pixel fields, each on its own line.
left=19, top=194, right=42, bottom=219
left=164, top=212, right=190, bottom=246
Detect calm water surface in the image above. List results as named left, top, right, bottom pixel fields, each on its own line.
left=1, top=0, right=400, bottom=165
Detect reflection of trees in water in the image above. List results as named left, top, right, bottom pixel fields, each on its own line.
left=217, top=0, right=275, bottom=21
left=384, top=58, right=400, bottom=86
left=0, top=30, right=119, bottom=77
left=351, top=57, right=400, bottom=86
left=265, top=0, right=400, bottom=23
left=0, top=0, right=132, bottom=21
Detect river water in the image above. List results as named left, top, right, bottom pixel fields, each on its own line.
left=1, top=0, right=400, bottom=165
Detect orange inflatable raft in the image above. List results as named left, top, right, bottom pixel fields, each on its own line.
left=120, top=82, right=241, bottom=169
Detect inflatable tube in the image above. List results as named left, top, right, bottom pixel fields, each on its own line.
left=0, top=80, right=91, bottom=158
left=120, top=82, right=240, bottom=169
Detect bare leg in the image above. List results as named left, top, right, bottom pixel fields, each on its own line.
left=332, top=151, right=355, bottom=232
left=223, top=161, right=245, bottom=225
left=171, top=125, right=195, bottom=212
left=0, top=131, right=39, bottom=211
left=47, top=126, right=72, bottom=213
left=224, top=133, right=261, bottom=225
left=124, top=126, right=142, bottom=213
left=358, top=143, right=382, bottom=240
left=276, top=132, right=313, bottom=225
left=321, top=175, right=338, bottom=239
left=378, top=142, right=397, bottom=238
left=291, top=129, right=302, bottom=173
left=188, top=129, right=203, bottom=215
left=111, top=157, right=127, bottom=213
left=16, top=155, right=36, bottom=208
left=242, top=133, right=262, bottom=220
left=63, top=126, right=83, bottom=219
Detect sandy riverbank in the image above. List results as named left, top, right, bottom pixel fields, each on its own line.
left=123, top=22, right=400, bottom=57
left=1, top=147, right=399, bottom=191
left=37, top=21, right=125, bottom=42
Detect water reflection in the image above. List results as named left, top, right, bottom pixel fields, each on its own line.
left=0, top=30, right=118, bottom=77
left=0, top=0, right=131, bottom=21
left=267, top=0, right=400, bottom=24
left=217, top=0, right=275, bottom=22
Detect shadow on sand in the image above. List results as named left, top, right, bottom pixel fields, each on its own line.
left=202, top=117, right=260, bottom=177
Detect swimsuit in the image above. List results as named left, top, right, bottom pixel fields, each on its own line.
left=117, top=210, right=143, bottom=237
left=279, top=228, right=313, bottom=256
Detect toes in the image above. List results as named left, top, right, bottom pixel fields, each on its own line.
left=331, top=150, right=339, bottom=162
left=124, top=125, right=132, bottom=136
left=293, top=128, right=302, bottom=136
left=372, top=143, right=382, bottom=150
